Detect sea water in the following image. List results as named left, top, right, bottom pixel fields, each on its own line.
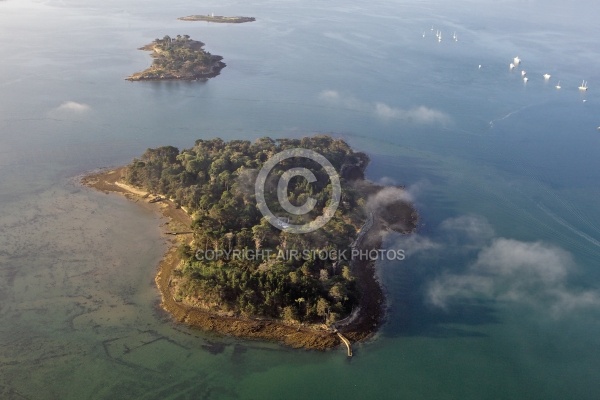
left=1, top=0, right=600, bottom=398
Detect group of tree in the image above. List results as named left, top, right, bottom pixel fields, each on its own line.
left=133, top=35, right=222, bottom=79
left=126, top=135, right=371, bottom=324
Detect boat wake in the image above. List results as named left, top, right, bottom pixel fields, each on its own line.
left=488, top=104, right=537, bottom=129
left=538, top=203, right=600, bottom=249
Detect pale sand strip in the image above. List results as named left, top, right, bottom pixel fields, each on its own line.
left=114, top=181, right=148, bottom=197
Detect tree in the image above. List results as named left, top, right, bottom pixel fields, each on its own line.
left=289, top=271, right=300, bottom=284
left=319, top=269, right=329, bottom=282
left=251, top=218, right=272, bottom=249
left=123, top=135, right=376, bottom=323
left=342, top=266, right=353, bottom=281
left=316, top=298, right=329, bottom=319
left=329, top=284, right=345, bottom=302
left=282, top=306, right=298, bottom=322
left=327, top=312, right=340, bottom=325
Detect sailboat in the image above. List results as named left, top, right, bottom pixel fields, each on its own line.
left=555, top=81, right=561, bottom=89
left=452, top=32, right=458, bottom=42
left=509, top=63, right=515, bottom=70
left=513, top=56, right=521, bottom=66
left=543, top=73, right=551, bottom=80
left=578, top=80, right=588, bottom=91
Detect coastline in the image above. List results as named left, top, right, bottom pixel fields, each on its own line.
left=126, top=39, right=226, bottom=82
left=82, top=168, right=339, bottom=350
left=82, top=167, right=415, bottom=351
left=178, top=15, right=256, bottom=23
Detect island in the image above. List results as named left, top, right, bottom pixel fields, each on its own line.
left=83, top=135, right=417, bottom=351
left=178, top=15, right=255, bottom=24
left=126, top=35, right=225, bottom=81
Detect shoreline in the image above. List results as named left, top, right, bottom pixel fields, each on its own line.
left=178, top=15, right=256, bottom=24
left=126, top=39, right=226, bottom=82
left=82, top=167, right=339, bottom=350
left=82, top=167, right=415, bottom=351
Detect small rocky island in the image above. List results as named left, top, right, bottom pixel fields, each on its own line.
left=178, top=15, right=255, bottom=23
left=84, top=136, right=417, bottom=351
left=126, top=35, right=225, bottom=81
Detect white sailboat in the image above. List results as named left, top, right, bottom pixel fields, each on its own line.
left=453, top=32, right=458, bottom=42
left=555, top=81, right=561, bottom=89
left=513, top=56, right=521, bottom=66
left=543, top=73, right=551, bottom=80
left=509, top=63, right=515, bottom=70
left=523, top=77, right=529, bottom=83
left=579, top=80, right=588, bottom=91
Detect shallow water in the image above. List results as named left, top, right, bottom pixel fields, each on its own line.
left=1, top=0, right=600, bottom=398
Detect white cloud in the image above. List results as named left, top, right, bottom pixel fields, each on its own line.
left=318, top=90, right=368, bottom=112
left=57, top=101, right=90, bottom=112
left=373, top=102, right=400, bottom=118
left=54, top=101, right=91, bottom=113
left=318, top=90, right=340, bottom=101
left=440, top=214, right=495, bottom=244
left=375, top=103, right=451, bottom=125
left=47, top=101, right=91, bottom=119
left=391, top=234, right=442, bottom=257
left=318, top=90, right=450, bottom=125
left=404, top=180, right=432, bottom=202
left=393, top=215, right=491, bottom=259
left=426, top=238, right=600, bottom=316
left=377, top=176, right=397, bottom=186
left=474, top=239, right=571, bottom=283
left=366, top=186, right=413, bottom=213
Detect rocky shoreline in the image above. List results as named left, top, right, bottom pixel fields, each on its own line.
left=126, top=37, right=226, bottom=82
left=82, top=167, right=417, bottom=351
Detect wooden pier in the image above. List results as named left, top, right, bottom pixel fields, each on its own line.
left=336, top=332, right=352, bottom=357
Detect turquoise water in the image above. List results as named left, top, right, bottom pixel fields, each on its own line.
left=1, top=0, right=600, bottom=398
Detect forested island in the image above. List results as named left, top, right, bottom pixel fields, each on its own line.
left=126, top=35, right=225, bottom=81
left=85, top=135, right=417, bottom=350
left=178, top=15, right=255, bottom=23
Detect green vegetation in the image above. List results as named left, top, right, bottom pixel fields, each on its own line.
left=127, top=35, right=225, bottom=81
left=126, top=136, right=371, bottom=324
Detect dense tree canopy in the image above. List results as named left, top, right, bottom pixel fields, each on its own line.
left=127, top=35, right=225, bottom=80
left=126, top=135, right=370, bottom=324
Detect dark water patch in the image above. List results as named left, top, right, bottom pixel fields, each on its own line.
left=381, top=257, right=499, bottom=339
left=231, top=343, right=247, bottom=363
left=399, top=299, right=498, bottom=338
left=202, top=340, right=227, bottom=355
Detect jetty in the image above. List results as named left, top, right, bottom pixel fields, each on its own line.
left=336, top=332, right=353, bottom=357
